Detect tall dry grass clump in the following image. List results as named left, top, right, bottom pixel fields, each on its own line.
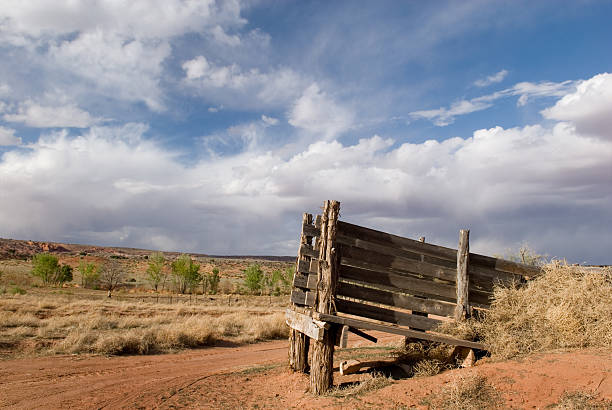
left=480, top=263, right=612, bottom=359
left=0, top=295, right=288, bottom=357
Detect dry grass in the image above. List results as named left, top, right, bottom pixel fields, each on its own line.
left=421, top=374, right=502, bottom=410
left=0, top=294, right=288, bottom=357
left=553, top=391, right=612, bottom=409
left=328, top=371, right=392, bottom=398
left=395, top=341, right=455, bottom=378
left=437, top=263, right=612, bottom=359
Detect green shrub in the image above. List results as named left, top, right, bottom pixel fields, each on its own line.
left=9, top=286, right=26, bottom=295
left=207, top=268, right=220, bottom=295
left=31, top=253, right=73, bottom=286
left=171, top=254, right=201, bottom=294
left=78, top=261, right=99, bottom=288
left=244, top=264, right=264, bottom=294
left=146, top=252, right=166, bottom=291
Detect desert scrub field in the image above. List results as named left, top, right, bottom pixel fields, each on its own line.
left=0, top=294, right=288, bottom=358
left=439, top=263, right=612, bottom=359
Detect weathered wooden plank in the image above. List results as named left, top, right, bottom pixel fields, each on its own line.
left=340, top=260, right=456, bottom=300
left=455, top=229, right=470, bottom=321
left=348, top=327, right=378, bottom=343
left=337, top=281, right=456, bottom=318
left=289, top=212, right=313, bottom=373
left=339, top=263, right=493, bottom=306
left=285, top=309, right=327, bottom=341
left=297, top=259, right=318, bottom=276
left=340, top=358, right=396, bottom=376
left=470, top=253, right=541, bottom=280
left=315, top=312, right=485, bottom=350
left=303, top=223, right=320, bottom=238
left=338, top=235, right=507, bottom=292
left=335, top=325, right=349, bottom=348
left=293, top=272, right=318, bottom=290
left=338, top=221, right=457, bottom=261
left=335, top=298, right=442, bottom=331
left=339, top=241, right=457, bottom=282
left=291, top=288, right=316, bottom=306
left=300, top=244, right=320, bottom=259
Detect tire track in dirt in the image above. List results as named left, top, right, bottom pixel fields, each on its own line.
left=0, top=340, right=288, bottom=409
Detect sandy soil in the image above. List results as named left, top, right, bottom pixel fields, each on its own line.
left=1, top=334, right=610, bottom=409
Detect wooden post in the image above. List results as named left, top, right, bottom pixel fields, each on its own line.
left=455, top=229, right=470, bottom=321
left=310, top=200, right=340, bottom=394
left=289, top=213, right=313, bottom=373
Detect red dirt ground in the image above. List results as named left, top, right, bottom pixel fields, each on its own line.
left=1, top=334, right=610, bottom=409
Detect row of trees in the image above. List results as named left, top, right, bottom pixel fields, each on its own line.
left=31, top=254, right=124, bottom=295
left=146, top=253, right=221, bottom=295
left=243, top=264, right=293, bottom=295
left=30, top=252, right=295, bottom=296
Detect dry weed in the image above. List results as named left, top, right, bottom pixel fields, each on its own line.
left=0, top=294, right=288, bottom=357
left=435, top=263, right=612, bottom=359
left=481, top=263, right=612, bottom=359
left=328, top=371, right=392, bottom=397
left=553, top=391, right=612, bottom=409
left=422, top=374, right=502, bottom=410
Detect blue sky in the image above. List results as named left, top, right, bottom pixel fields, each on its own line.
left=1, top=0, right=611, bottom=263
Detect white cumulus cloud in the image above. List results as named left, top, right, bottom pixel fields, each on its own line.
left=0, top=126, right=21, bottom=146
left=4, top=100, right=100, bottom=128
left=542, top=72, right=612, bottom=139
left=288, top=84, right=354, bottom=139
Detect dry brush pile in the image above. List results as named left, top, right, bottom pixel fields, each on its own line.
left=441, top=263, right=612, bottom=359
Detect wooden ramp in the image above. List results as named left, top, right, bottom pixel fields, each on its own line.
left=287, top=200, right=540, bottom=394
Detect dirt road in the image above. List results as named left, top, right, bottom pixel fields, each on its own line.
left=2, top=336, right=610, bottom=409
left=0, top=340, right=289, bottom=409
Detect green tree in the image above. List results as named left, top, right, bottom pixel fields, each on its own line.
left=171, top=254, right=201, bottom=294
left=207, top=267, right=220, bottom=294
left=31, top=253, right=73, bottom=286
left=243, top=264, right=264, bottom=294
left=57, top=265, right=73, bottom=285
left=78, top=260, right=99, bottom=288
left=31, top=253, right=60, bottom=285
left=146, top=252, right=166, bottom=291
left=280, top=266, right=294, bottom=294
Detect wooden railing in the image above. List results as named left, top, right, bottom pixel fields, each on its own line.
left=286, top=200, right=541, bottom=394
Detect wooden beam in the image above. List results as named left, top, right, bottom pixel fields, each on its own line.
left=290, top=288, right=316, bottom=307
left=336, top=281, right=456, bottom=318
left=337, top=221, right=458, bottom=261
left=347, top=327, right=378, bottom=343
left=335, top=325, right=349, bottom=348
left=335, top=298, right=442, bottom=331
left=338, top=240, right=457, bottom=283
left=285, top=309, right=328, bottom=342
left=310, top=200, right=340, bottom=395
left=289, top=212, right=313, bottom=373
left=315, top=313, right=485, bottom=350
left=339, top=262, right=456, bottom=301
left=303, top=223, right=319, bottom=238
left=300, top=244, right=320, bottom=259
left=455, top=229, right=470, bottom=321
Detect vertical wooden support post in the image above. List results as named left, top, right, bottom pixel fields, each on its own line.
left=289, top=213, right=312, bottom=373
left=310, top=200, right=340, bottom=394
left=455, top=229, right=470, bottom=321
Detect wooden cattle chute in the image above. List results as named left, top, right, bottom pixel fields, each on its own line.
left=286, top=200, right=541, bottom=394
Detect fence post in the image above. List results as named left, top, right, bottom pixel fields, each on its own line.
left=289, top=213, right=313, bottom=373
left=310, top=200, right=340, bottom=394
left=455, top=229, right=470, bottom=321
